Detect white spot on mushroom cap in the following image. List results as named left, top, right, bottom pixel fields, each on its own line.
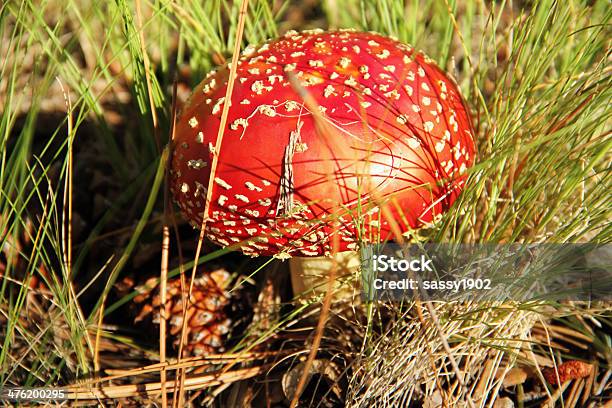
left=194, top=181, right=207, bottom=197
left=408, top=137, right=421, bottom=149
left=303, top=232, right=317, bottom=242
left=449, top=115, right=459, bottom=132
left=285, top=101, right=300, bottom=111
left=230, top=118, right=249, bottom=131
left=187, top=159, right=207, bottom=169
left=384, top=89, right=400, bottom=100
left=188, top=117, right=198, bottom=128
left=242, top=44, right=256, bottom=57
left=235, top=194, right=249, bottom=203
left=324, top=84, right=337, bottom=98
left=259, top=105, right=277, bottom=117
left=376, top=49, right=390, bottom=59
left=245, top=209, right=260, bottom=217
left=215, top=177, right=232, bottom=189
left=396, top=114, right=408, bottom=125
left=274, top=252, right=291, bottom=260
left=245, top=181, right=262, bottom=192
left=258, top=198, right=272, bottom=206
left=216, top=238, right=230, bottom=246
left=251, top=80, right=272, bottom=94
left=308, top=59, right=324, bottom=67
left=268, top=75, right=283, bottom=84
left=344, top=76, right=358, bottom=87
left=338, top=57, right=351, bottom=68
left=437, top=80, right=448, bottom=92
left=212, top=97, right=225, bottom=115
left=443, top=161, right=454, bottom=173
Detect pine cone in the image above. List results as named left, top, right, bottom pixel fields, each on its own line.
left=133, top=269, right=233, bottom=356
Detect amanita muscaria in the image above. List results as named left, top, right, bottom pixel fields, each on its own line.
left=171, top=29, right=475, bottom=294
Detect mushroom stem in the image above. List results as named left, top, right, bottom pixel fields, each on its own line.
left=289, top=250, right=361, bottom=298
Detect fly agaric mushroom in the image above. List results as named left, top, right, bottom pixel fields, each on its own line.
left=170, top=29, right=475, bottom=294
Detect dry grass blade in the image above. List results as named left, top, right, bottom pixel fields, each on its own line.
left=65, top=365, right=271, bottom=400
left=135, top=0, right=168, bottom=404
left=74, top=351, right=288, bottom=386
left=174, top=0, right=250, bottom=406
left=57, top=77, right=95, bottom=372
left=135, top=0, right=160, bottom=151
left=289, top=232, right=340, bottom=408
left=283, top=72, right=357, bottom=407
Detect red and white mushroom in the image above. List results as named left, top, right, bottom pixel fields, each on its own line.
left=170, top=29, right=475, bottom=291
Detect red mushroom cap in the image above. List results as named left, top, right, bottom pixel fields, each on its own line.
left=170, top=29, right=475, bottom=258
